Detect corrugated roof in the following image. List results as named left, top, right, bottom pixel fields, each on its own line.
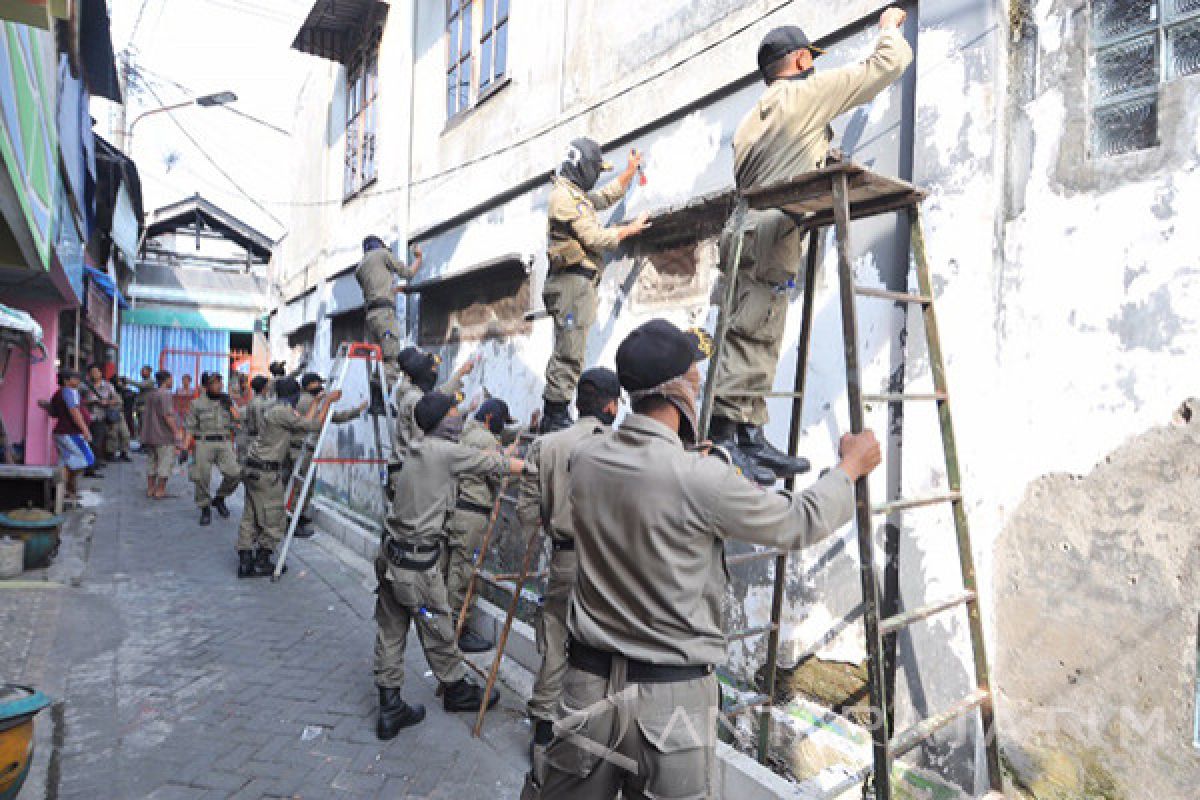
left=291, top=0, right=388, bottom=64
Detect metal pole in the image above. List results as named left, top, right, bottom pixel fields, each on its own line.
left=831, top=171, right=891, bottom=800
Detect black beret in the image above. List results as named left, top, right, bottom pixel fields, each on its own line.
left=757, top=25, right=824, bottom=81
left=476, top=397, right=516, bottom=425
left=578, top=367, right=621, bottom=400
left=415, top=391, right=457, bottom=433
left=616, top=319, right=714, bottom=392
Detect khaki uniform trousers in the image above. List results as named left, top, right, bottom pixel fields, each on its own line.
left=542, top=271, right=597, bottom=405
left=442, top=508, right=489, bottom=624
left=527, top=547, right=577, bottom=722
left=106, top=415, right=131, bottom=457
left=373, top=553, right=467, bottom=691
left=523, top=661, right=718, bottom=800
left=237, top=467, right=285, bottom=551
left=191, top=440, right=241, bottom=508
left=365, top=305, right=403, bottom=386
left=711, top=275, right=789, bottom=425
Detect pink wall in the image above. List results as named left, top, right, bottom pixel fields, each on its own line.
left=0, top=298, right=63, bottom=466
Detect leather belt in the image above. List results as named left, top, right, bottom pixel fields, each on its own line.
left=455, top=498, right=492, bottom=516
left=567, top=638, right=713, bottom=684
left=367, top=299, right=395, bottom=313
left=551, top=539, right=575, bottom=552
left=199, top=434, right=229, bottom=442
left=384, top=538, right=442, bottom=571
left=561, top=265, right=598, bottom=281
left=246, top=457, right=282, bottom=471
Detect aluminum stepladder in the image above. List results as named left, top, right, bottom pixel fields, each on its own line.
left=274, top=342, right=397, bottom=581
left=449, top=428, right=545, bottom=737
left=698, top=161, right=1002, bottom=798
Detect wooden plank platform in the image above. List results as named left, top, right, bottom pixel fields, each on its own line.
left=742, top=161, right=925, bottom=227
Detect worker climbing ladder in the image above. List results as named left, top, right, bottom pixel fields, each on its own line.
left=274, top=342, right=397, bottom=581
left=699, top=160, right=1003, bottom=799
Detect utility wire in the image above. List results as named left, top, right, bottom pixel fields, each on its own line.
left=138, top=76, right=286, bottom=228
left=134, top=63, right=292, bottom=136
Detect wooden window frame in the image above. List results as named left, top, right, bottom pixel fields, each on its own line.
left=479, top=0, right=510, bottom=91
left=446, top=0, right=511, bottom=122
left=344, top=27, right=381, bottom=201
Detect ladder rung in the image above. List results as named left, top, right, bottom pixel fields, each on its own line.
left=873, top=491, right=961, bottom=514
left=889, top=689, right=989, bottom=759
left=862, top=392, right=947, bottom=403
left=461, top=657, right=487, bottom=679
left=725, top=548, right=785, bottom=566
left=854, top=286, right=931, bottom=304
left=725, top=693, right=770, bottom=715
left=879, top=591, right=975, bottom=636
left=726, top=623, right=777, bottom=643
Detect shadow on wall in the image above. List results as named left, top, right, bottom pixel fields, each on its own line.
left=992, top=404, right=1200, bottom=800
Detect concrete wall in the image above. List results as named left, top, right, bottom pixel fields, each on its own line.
left=272, top=0, right=1200, bottom=795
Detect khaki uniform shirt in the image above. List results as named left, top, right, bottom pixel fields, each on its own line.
left=386, top=435, right=508, bottom=548
left=517, top=416, right=607, bottom=543
left=243, top=395, right=272, bottom=440
left=355, top=249, right=413, bottom=306
left=184, top=394, right=236, bottom=437
left=456, top=418, right=502, bottom=510
left=394, top=372, right=465, bottom=456
left=547, top=176, right=628, bottom=273
left=248, top=404, right=324, bottom=465
left=727, top=30, right=913, bottom=281
left=566, top=413, right=855, bottom=667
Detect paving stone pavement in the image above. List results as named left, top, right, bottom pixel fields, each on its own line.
left=1, top=458, right=532, bottom=799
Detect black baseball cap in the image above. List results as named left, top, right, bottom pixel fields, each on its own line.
left=615, top=319, right=714, bottom=392
left=757, top=26, right=824, bottom=81
left=476, top=398, right=516, bottom=425
left=578, top=367, right=621, bottom=400
left=300, top=372, right=324, bottom=390
left=397, top=346, right=423, bottom=374
left=402, top=351, right=440, bottom=381
left=415, top=391, right=457, bottom=433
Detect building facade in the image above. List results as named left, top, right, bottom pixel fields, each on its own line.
left=270, top=1, right=1200, bottom=796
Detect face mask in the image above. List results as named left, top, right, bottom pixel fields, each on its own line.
left=207, top=388, right=222, bottom=398
left=433, top=414, right=464, bottom=442
left=559, top=141, right=604, bottom=192
left=485, top=415, right=504, bottom=437
left=595, top=409, right=617, bottom=427
left=307, top=386, right=322, bottom=396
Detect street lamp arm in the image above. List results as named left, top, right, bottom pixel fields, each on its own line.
left=125, top=100, right=194, bottom=145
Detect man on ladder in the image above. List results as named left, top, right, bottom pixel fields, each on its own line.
left=517, top=367, right=620, bottom=778
left=288, top=372, right=367, bottom=537
left=356, top=235, right=421, bottom=387
left=443, top=396, right=517, bottom=655
left=374, top=392, right=530, bottom=739
left=523, top=319, right=880, bottom=799
left=710, top=7, right=912, bottom=485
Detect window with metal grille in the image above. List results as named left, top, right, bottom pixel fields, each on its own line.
left=446, top=0, right=474, bottom=119
left=479, top=0, right=509, bottom=91
left=344, top=29, right=380, bottom=199
left=1091, top=0, right=1200, bottom=156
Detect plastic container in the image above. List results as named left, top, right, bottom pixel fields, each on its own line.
left=0, top=537, right=22, bottom=579
left=0, top=685, right=52, bottom=800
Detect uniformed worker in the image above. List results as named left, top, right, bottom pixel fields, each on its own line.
left=288, top=372, right=367, bottom=537
left=374, top=391, right=530, bottom=739
left=393, top=350, right=474, bottom=458
left=239, top=375, right=272, bottom=462
left=356, top=235, right=422, bottom=386
left=519, top=367, right=620, bottom=775
left=540, top=138, right=650, bottom=433
left=184, top=372, right=242, bottom=526
left=237, top=378, right=358, bottom=578
left=522, top=319, right=881, bottom=800
left=710, top=8, right=912, bottom=486
left=443, top=396, right=517, bottom=654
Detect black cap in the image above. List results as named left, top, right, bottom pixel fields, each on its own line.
left=402, top=351, right=439, bottom=380
left=415, top=391, right=457, bottom=433
left=397, top=346, right=423, bottom=374
left=476, top=398, right=516, bottom=425
left=363, top=235, right=386, bottom=253
left=275, top=377, right=301, bottom=399
left=300, top=372, right=324, bottom=390
left=578, top=367, right=621, bottom=400
left=615, top=319, right=714, bottom=392
left=203, top=372, right=223, bottom=386
left=757, top=26, right=824, bottom=82
left=250, top=375, right=268, bottom=393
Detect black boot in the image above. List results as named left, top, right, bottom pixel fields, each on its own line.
left=540, top=400, right=572, bottom=434
left=737, top=424, right=811, bottom=479
left=708, top=417, right=777, bottom=486
left=376, top=687, right=425, bottom=739
left=213, top=497, right=230, bottom=518
left=529, top=718, right=555, bottom=766
left=199, top=506, right=212, bottom=526
left=458, top=630, right=494, bottom=654
left=237, top=550, right=256, bottom=579
left=254, top=548, right=286, bottom=577
left=294, top=515, right=316, bottom=539
left=442, top=678, right=500, bottom=712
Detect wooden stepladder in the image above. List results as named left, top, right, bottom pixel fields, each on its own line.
left=699, top=161, right=1003, bottom=799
